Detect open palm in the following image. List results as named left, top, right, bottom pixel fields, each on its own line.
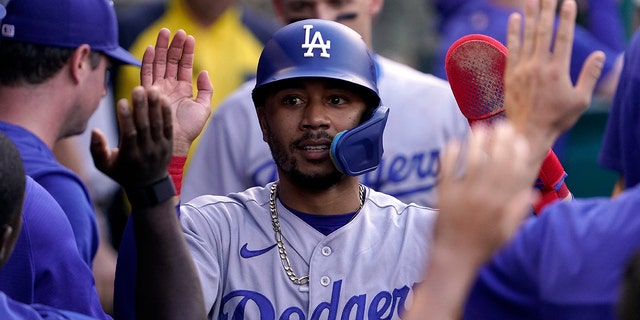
left=140, top=28, right=213, bottom=156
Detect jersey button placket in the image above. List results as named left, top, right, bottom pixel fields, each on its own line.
left=321, top=246, right=332, bottom=256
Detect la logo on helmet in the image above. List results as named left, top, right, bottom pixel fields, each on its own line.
left=302, top=25, right=331, bottom=58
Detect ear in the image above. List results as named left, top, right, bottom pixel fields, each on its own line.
left=256, top=106, right=270, bottom=143
left=68, top=44, right=93, bottom=84
left=369, top=0, right=384, bottom=16
left=0, top=225, right=14, bottom=266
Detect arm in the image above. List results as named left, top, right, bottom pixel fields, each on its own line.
left=405, top=123, right=533, bottom=320
left=96, top=28, right=213, bottom=320
left=407, top=0, right=604, bottom=317
left=92, top=86, right=206, bottom=320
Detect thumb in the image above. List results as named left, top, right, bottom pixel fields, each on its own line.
left=90, top=129, right=112, bottom=174
left=195, top=71, right=214, bottom=110
left=575, top=50, right=605, bottom=100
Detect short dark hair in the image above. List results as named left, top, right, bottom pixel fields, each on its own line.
left=0, top=40, right=102, bottom=86
left=0, top=133, right=25, bottom=227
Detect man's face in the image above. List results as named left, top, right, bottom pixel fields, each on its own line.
left=66, top=54, right=109, bottom=137
left=274, top=0, right=376, bottom=40
left=258, top=78, right=367, bottom=190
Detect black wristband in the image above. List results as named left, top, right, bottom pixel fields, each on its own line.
left=125, top=176, right=176, bottom=209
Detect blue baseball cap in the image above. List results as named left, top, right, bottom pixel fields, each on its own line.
left=1, top=0, right=140, bottom=66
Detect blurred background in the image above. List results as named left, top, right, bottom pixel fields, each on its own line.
left=113, top=0, right=640, bottom=198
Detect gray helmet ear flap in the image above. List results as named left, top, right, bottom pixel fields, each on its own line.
left=253, top=19, right=388, bottom=176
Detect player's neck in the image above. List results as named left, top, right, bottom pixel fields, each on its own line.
left=275, top=178, right=363, bottom=215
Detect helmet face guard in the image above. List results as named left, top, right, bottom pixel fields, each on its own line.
left=253, top=19, right=388, bottom=176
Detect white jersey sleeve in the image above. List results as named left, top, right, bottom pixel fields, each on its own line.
left=180, top=184, right=438, bottom=319
left=183, top=56, right=470, bottom=207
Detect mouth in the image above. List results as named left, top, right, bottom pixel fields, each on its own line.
left=297, top=140, right=332, bottom=160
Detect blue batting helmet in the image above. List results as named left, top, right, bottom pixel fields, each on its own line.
left=252, top=19, right=379, bottom=107
left=252, top=19, right=389, bottom=176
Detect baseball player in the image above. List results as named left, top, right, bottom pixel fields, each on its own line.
left=179, top=19, right=436, bottom=318
left=181, top=0, right=471, bottom=207
left=176, top=19, right=538, bottom=319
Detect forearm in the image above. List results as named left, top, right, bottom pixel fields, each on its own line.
left=132, top=198, right=205, bottom=320
left=406, top=244, right=484, bottom=320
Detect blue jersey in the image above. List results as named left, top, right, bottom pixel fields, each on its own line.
left=0, top=122, right=99, bottom=265
left=464, top=185, right=640, bottom=319
left=0, top=177, right=108, bottom=319
left=0, top=291, right=95, bottom=320
left=599, top=30, right=640, bottom=189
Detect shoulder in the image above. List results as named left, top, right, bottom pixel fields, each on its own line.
left=182, top=185, right=269, bottom=217
left=23, top=176, right=61, bottom=212
left=365, top=187, right=438, bottom=219
left=21, top=176, right=78, bottom=246
left=376, top=56, right=455, bottom=96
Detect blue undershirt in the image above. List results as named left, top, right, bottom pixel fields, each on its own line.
left=282, top=202, right=357, bottom=236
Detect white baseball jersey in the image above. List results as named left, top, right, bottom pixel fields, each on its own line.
left=183, top=56, right=470, bottom=207
left=181, top=183, right=437, bottom=319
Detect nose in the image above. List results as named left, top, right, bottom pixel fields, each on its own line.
left=301, top=99, right=330, bottom=130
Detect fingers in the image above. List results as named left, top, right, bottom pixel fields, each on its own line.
left=164, top=30, right=188, bottom=81
left=533, top=0, right=556, bottom=59
left=131, top=87, right=152, bottom=145
left=439, top=138, right=462, bottom=189
left=140, top=46, right=155, bottom=88
left=575, top=51, right=606, bottom=102
left=143, top=28, right=193, bottom=85
left=520, top=0, right=539, bottom=58
left=130, top=86, right=171, bottom=143
left=464, top=125, right=489, bottom=183
left=152, top=28, right=172, bottom=84
left=162, top=99, right=173, bottom=140
left=552, top=0, right=577, bottom=68
left=116, top=97, right=137, bottom=150
left=147, top=88, right=165, bottom=141
left=90, top=128, right=111, bottom=172
left=176, top=34, right=195, bottom=82
left=506, top=12, right=522, bottom=69
left=195, top=71, right=214, bottom=111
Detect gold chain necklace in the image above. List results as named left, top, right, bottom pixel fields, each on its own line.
left=269, top=182, right=365, bottom=285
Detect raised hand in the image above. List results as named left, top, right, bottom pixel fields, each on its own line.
left=140, top=28, right=213, bottom=156
left=407, top=122, right=533, bottom=320
left=90, top=86, right=172, bottom=190
left=504, top=0, right=605, bottom=166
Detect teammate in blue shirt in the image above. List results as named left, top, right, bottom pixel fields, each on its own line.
left=460, top=0, right=640, bottom=318
left=0, top=131, right=96, bottom=320
left=598, top=29, right=640, bottom=196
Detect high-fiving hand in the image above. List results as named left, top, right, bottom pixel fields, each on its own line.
left=90, top=86, right=172, bottom=191
left=504, top=0, right=605, bottom=167
left=140, top=28, right=213, bottom=156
